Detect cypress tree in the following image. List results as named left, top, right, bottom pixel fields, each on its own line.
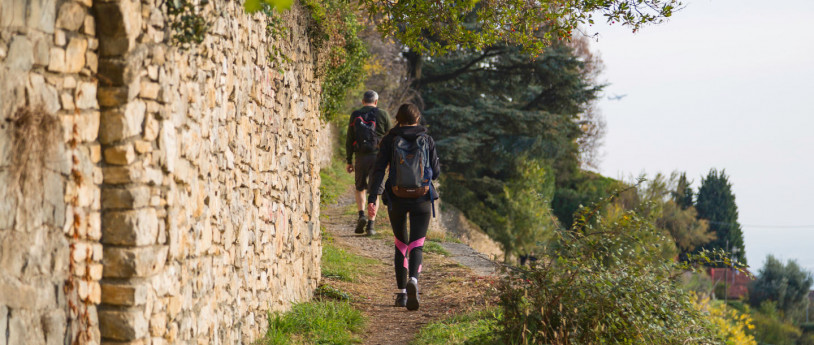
left=672, top=172, right=694, bottom=210
left=695, top=169, right=746, bottom=264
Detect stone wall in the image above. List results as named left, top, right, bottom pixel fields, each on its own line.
left=1, top=0, right=324, bottom=343
left=1, top=0, right=103, bottom=343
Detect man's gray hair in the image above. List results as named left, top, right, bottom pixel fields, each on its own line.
left=363, top=90, right=378, bottom=104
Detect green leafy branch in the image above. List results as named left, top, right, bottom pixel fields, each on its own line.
left=166, top=0, right=211, bottom=47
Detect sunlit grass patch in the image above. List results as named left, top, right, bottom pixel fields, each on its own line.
left=320, top=155, right=355, bottom=206
left=411, top=308, right=501, bottom=345
left=424, top=240, right=450, bottom=256
left=322, top=242, right=379, bottom=282
left=262, top=301, right=365, bottom=345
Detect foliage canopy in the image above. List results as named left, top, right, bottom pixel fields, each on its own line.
left=359, top=0, right=681, bottom=55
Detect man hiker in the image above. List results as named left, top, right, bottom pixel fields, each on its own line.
left=346, top=90, right=393, bottom=236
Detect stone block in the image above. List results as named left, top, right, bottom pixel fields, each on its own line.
left=55, top=29, right=67, bottom=46
left=40, top=309, right=68, bottom=345
left=0, top=280, right=38, bottom=309
left=100, top=281, right=149, bottom=306
left=104, top=143, right=136, bottom=165
left=7, top=36, right=34, bottom=71
left=65, top=37, right=87, bottom=73
left=60, top=92, right=75, bottom=111
left=139, top=81, right=160, bottom=100
left=143, top=114, right=159, bottom=141
left=60, top=111, right=100, bottom=143
left=99, top=100, right=145, bottom=143
left=102, top=208, right=159, bottom=246
left=55, top=1, right=85, bottom=31
left=103, top=165, right=145, bottom=185
left=27, top=73, right=61, bottom=114
left=75, top=81, right=97, bottom=110
left=84, top=14, right=96, bottom=35
left=134, top=140, right=153, bottom=154
left=33, top=38, right=50, bottom=67
left=102, top=245, right=167, bottom=278
left=94, top=0, right=142, bottom=57
left=48, top=47, right=67, bottom=72
left=86, top=50, right=98, bottom=73
left=98, top=87, right=130, bottom=108
left=102, top=186, right=151, bottom=209
left=149, top=313, right=166, bottom=336
left=99, top=308, right=149, bottom=341
left=26, top=0, right=57, bottom=34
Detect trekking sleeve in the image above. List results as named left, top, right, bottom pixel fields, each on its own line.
left=346, top=115, right=355, bottom=164
left=367, top=136, right=391, bottom=205
left=429, top=137, right=440, bottom=180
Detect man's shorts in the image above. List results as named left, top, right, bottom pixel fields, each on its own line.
left=354, top=153, right=377, bottom=191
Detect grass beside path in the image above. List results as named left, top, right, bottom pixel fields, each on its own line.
left=411, top=309, right=502, bottom=345
left=321, top=236, right=379, bottom=282
left=261, top=300, right=365, bottom=345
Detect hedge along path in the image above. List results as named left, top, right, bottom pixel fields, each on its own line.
left=320, top=188, right=498, bottom=345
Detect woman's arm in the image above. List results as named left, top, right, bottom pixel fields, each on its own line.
left=367, top=135, right=392, bottom=205
left=429, top=136, right=440, bottom=180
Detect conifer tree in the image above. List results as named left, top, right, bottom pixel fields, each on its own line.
left=695, top=169, right=746, bottom=264
left=672, top=172, right=694, bottom=210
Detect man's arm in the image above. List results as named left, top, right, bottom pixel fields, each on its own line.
left=377, top=109, right=393, bottom=137
left=346, top=114, right=355, bottom=165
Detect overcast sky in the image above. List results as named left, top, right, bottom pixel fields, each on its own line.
left=589, top=0, right=814, bottom=273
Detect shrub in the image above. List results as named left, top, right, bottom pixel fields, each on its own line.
left=495, top=199, right=721, bottom=344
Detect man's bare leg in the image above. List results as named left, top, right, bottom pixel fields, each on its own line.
left=355, top=190, right=378, bottom=220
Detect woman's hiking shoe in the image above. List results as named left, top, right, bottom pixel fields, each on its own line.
left=354, top=215, right=366, bottom=234
left=406, top=278, right=420, bottom=311
left=366, top=220, right=376, bottom=236
left=394, top=293, right=407, bottom=307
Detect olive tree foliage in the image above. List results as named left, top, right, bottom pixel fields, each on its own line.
left=749, top=255, right=814, bottom=323
left=358, top=0, right=682, bottom=56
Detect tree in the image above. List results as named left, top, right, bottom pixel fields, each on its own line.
left=749, top=255, right=814, bottom=323
left=696, top=169, right=746, bottom=264
left=420, top=39, right=604, bottom=254
left=602, top=173, right=714, bottom=257
left=673, top=172, right=694, bottom=210
left=359, top=0, right=681, bottom=56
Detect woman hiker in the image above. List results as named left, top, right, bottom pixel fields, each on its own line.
left=367, top=103, right=440, bottom=311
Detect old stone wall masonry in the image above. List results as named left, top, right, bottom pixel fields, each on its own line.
left=1, top=0, right=326, bottom=344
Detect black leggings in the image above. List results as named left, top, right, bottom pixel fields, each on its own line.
left=388, top=200, right=432, bottom=289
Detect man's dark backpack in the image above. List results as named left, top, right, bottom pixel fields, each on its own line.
left=391, top=134, right=433, bottom=198
left=351, top=109, right=379, bottom=154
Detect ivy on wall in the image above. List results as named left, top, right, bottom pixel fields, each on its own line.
left=167, top=0, right=370, bottom=122
left=244, top=0, right=369, bottom=123
left=301, top=0, right=368, bottom=123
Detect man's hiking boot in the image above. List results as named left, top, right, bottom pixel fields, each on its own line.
left=394, top=293, right=407, bottom=307
left=354, top=214, right=366, bottom=234
left=366, top=220, right=376, bottom=236
left=406, top=278, right=420, bottom=311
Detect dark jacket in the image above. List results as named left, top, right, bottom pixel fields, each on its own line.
left=346, top=106, right=393, bottom=164
left=367, top=125, right=440, bottom=205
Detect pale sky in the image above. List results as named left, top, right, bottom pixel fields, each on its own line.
left=589, top=0, right=814, bottom=273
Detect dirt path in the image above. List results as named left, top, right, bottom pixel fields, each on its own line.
left=320, top=190, right=497, bottom=345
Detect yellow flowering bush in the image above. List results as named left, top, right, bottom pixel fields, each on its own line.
left=693, top=293, right=757, bottom=345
